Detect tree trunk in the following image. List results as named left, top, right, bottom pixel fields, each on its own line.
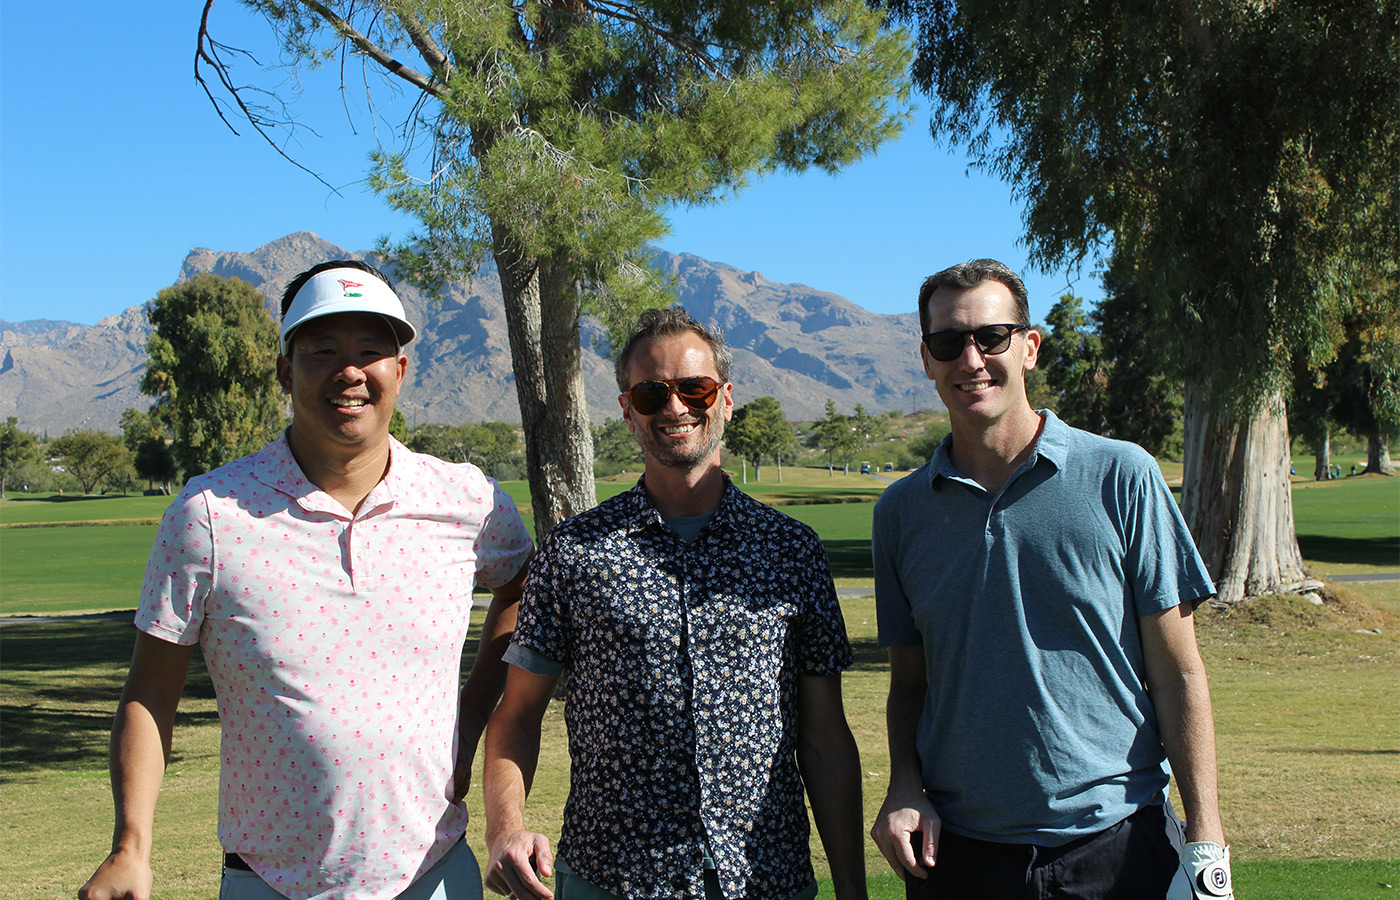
left=1179, top=383, right=1312, bottom=605
left=776, top=454, right=783, bottom=483
left=494, top=242, right=598, bottom=542
left=1312, top=427, right=1331, bottom=481
left=1367, top=430, right=1396, bottom=475
left=740, top=457, right=748, bottom=484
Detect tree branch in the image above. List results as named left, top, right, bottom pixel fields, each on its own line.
left=195, top=0, right=340, bottom=193
left=581, top=0, right=727, bottom=77
left=394, top=7, right=456, bottom=82
left=296, top=0, right=447, bottom=98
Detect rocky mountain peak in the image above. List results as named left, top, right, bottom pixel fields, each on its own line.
left=1, top=235, right=933, bottom=434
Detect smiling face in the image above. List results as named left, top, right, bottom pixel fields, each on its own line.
left=620, top=333, right=734, bottom=473
left=921, top=279, right=1040, bottom=431
left=277, top=312, right=407, bottom=463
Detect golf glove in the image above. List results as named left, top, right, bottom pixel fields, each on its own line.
left=1167, top=841, right=1234, bottom=899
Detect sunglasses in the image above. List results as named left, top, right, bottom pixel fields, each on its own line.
left=623, top=376, right=722, bottom=416
left=922, top=323, right=1029, bottom=362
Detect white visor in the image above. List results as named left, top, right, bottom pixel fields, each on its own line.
left=280, top=267, right=417, bottom=355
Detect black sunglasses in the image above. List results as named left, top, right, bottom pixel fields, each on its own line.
left=922, top=324, right=1029, bottom=362
left=623, top=376, right=722, bottom=416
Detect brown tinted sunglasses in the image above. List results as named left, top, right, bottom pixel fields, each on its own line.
left=623, top=376, right=722, bottom=415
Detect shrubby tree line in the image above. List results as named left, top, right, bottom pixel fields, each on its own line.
left=408, top=421, right=525, bottom=482
left=807, top=400, right=884, bottom=476
left=1035, top=282, right=1398, bottom=478
left=0, top=420, right=140, bottom=498
left=728, top=397, right=797, bottom=483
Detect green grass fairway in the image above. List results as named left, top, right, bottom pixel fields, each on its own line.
left=1234, top=859, right=1400, bottom=899
left=4, top=473, right=1394, bottom=618
left=4, top=588, right=1397, bottom=898
left=0, top=492, right=175, bottom=525
left=0, top=524, right=158, bottom=615
left=780, top=502, right=878, bottom=581
left=1291, top=476, right=1400, bottom=573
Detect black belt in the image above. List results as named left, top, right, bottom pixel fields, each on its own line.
left=224, top=852, right=253, bottom=871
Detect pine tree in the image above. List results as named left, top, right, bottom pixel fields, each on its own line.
left=198, top=0, right=911, bottom=537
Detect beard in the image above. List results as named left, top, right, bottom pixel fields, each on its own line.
left=635, top=410, right=725, bottom=471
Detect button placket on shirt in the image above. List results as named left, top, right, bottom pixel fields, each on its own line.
left=347, top=494, right=395, bottom=594
left=677, top=532, right=715, bottom=864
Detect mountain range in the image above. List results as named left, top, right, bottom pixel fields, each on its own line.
left=0, top=232, right=938, bottom=435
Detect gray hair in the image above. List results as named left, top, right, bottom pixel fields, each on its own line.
left=614, top=306, right=732, bottom=391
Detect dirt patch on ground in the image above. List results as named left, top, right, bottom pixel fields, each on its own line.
left=1197, top=586, right=1396, bottom=639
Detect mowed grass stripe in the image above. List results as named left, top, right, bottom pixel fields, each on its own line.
left=3, top=473, right=1396, bottom=618
left=0, top=493, right=177, bottom=525
left=0, top=524, right=158, bottom=615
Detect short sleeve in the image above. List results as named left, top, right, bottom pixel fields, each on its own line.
left=471, top=477, right=534, bottom=590
left=1123, top=454, right=1216, bottom=616
left=135, top=486, right=214, bottom=646
left=510, top=527, right=573, bottom=669
left=502, top=643, right=564, bottom=678
left=872, top=493, right=920, bottom=647
left=792, top=525, right=853, bottom=676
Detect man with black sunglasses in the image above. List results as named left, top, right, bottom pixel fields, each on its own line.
left=483, top=307, right=867, bottom=900
left=869, top=260, right=1232, bottom=900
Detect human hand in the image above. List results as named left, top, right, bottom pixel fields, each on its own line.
left=1167, top=842, right=1234, bottom=899
left=78, top=849, right=153, bottom=900
left=870, top=788, right=941, bottom=879
left=484, top=830, right=555, bottom=900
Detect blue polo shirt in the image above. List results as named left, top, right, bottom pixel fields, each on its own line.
left=873, top=411, right=1215, bottom=846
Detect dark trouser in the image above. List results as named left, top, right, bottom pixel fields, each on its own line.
left=905, top=804, right=1178, bottom=900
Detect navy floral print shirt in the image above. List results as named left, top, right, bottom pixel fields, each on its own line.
left=510, top=476, right=853, bottom=900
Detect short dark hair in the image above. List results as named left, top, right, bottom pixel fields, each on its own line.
left=917, top=259, right=1030, bottom=332
left=280, top=259, right=394, bottom=321
left=613, top=306, right=733, bottom=391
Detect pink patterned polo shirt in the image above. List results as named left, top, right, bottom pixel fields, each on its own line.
left=137, top=434, right=532, bottom=900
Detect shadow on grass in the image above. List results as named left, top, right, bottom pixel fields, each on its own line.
left=824, top=539, right=874, bottom=581
left=1267, top=747, right=1400, bottom=756
left=0, top=619, right=140, bottom=670
left=1, top=620, right=216, bottom=775
left=848, top=635, right=887, bottom=673
left=3, top=493, right=144, bottom=504
left=1297, top=534, right=1400, bottom=568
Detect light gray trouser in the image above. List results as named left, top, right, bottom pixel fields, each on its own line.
left=218, top=837, right=481, bottom=900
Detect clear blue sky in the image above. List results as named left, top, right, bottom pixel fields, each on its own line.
left=0, top=4, right=1103, bottom=328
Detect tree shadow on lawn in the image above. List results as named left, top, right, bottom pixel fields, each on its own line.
left=3, top=493, right=145, bottom=504
left=847, top=636, right=887, bottom=673
left=823, top=539, right=874, bottom=581
left=1297, top=534, right=1400, bottom=568
left=1, top=620, right=216, bottom=776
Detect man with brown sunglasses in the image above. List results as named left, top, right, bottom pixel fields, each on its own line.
left=482, top=307, right=867, bottom=900
left=869, top=259, right=1231, bottom=900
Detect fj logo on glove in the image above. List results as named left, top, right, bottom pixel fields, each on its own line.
left=1200, top=861, right=1231, bottom=895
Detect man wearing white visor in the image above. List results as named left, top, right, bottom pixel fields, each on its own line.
left=81, top=260, right=533, bottom=900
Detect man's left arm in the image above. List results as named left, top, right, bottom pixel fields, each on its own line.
left=455, top=562, right=530, bottom=800
left=797, top=673, right=868, bottom=900
left=1140, top=602, right=1226, bottom=846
